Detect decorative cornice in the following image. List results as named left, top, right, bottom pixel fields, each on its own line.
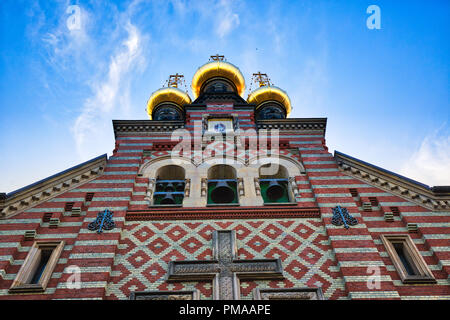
left=113, top=118, right=327, bottom=137
left=0, top=154, right=107, bottom=219
left=113, top=120, right=185, bottom=137
left=256, top=118, right=327, bottom=133
left=334, top=151, right=450, bottom=211
left=126, top=206, right=320, bottom=221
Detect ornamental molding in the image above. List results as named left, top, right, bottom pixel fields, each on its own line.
left=139, top=150, right=306, bottom=174
left=113, top=120, right=185, bottom=137
left=126, top=206, right=320, bottom=221
left=334, top=151, right=450, bottom=211
left=112, top=118, right=327, bottom=137
left=129, top=290, right=200, bottom=300
left=0, top=154, right=107, bottom=219
left=253, top=287, right=325, bottom=300
left=256, top=118, right=327, bottom=133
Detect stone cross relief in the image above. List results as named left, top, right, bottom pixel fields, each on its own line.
left=167, top=230, right=284, bottom=300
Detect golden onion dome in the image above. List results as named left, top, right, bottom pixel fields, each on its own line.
left=247, top=85, right=292, bottom=117
left=146, top=87, right=191, bottom=120
left=191, top=60, right=246, bottom=98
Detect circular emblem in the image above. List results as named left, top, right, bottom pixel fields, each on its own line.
left=214, top=123, right=226, bottom=133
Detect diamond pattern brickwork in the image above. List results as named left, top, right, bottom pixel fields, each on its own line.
left=106, top=218, right=346, bottom=300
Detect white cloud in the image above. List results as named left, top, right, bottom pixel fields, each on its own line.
left=399, top=127, right=450, bottom=186
left=215, top=0, right=240, bottom=38
left=170, top=0, right=188, bottom=15
left=72, top=22, right=145, bottom=159
left=41, top=4, right=92, bottom=70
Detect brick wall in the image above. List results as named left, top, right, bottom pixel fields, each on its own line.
left=0, top=104, right=448, bottom=300
left=105, top=219, right=346, bottom=300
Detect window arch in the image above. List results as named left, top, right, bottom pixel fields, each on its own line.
left=259, top=163, right=288, bottom=179
left=207, top=164, right=236, bottom=180
left=255, top=104, right=286, bottom=120
left=207, top=165, right=238, bottom=205
left=258, top=164, right=293, bottom=204
left=248, top=155, right=305, bottom=176
left=202, top=78, right=236, bottom=95
left=153, top=104, right=183, bottom=121
left=153, top=165, right=186, bottom=206
left=156, top=165, right=185, bottom=180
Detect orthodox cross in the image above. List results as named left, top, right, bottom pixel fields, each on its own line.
left=252, top=72, right=271, bottom=87
left=167, top=230, right=284, bottom=300
left=167, top=73, right=184, bottom=88
left=331, top=206, right=358, bottom=229
left=88, top=209, right=115, bottom=233
left=210, top=54, right=225, bottom=61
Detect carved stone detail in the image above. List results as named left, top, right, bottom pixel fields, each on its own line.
left=167, top=230, right=284, bottom=300
left=254, top=177, right=261, bottom=196
left=201, top=178, right=207, bottom=197
left=253, top=287, right=325, bottom=300
left=289, top=177, right=299, bottom=197
left=129, top=290, right=199, bottom=300
left=237, top=178, right=245, bottom=196
left=184, top=178, right=191, bottom=197
left=145, top=178, right=156, bottom=204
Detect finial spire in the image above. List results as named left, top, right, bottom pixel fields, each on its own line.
left=252, top=72, right=271, bottom=87
left=166, top=73, right=185, bottom=88
left=210, top=54, right=225, bottom=61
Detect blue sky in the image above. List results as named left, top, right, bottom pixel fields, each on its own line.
left=0, top=0, right=449, bottom=193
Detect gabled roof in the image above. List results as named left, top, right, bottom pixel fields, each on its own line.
left=334, top=151, right=450, bottom=211
left=0, top=154, right=107, bottom=218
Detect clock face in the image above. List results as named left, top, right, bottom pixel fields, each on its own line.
left=208, top=118, right=233, bottom=134
left=214, top=123, right=226, bottom=133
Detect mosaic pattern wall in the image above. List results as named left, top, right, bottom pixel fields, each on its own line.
left=106, top=218, right=347, bottom=300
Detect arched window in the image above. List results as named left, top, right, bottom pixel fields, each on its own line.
left=256, top=104, right=286, bottom=120
left=207, top=165, right=238, bottom=205
left=258, top=164, right=292, bottom=204
left=204, top=79, right=234, bottom=94
left=153, top=165, right=185, bottom=206
left=153, top=104, right=183, bottom=121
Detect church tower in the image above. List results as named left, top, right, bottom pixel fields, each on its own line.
left=0, top=55, right=448, bottom=301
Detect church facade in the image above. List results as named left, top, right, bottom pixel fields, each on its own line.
left=0, top=56, right=449, bottom=300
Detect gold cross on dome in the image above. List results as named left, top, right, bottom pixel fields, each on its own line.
left=167, top=73, right=184, bottom=88
left=210, top=54, right=225, bottom=61
left=253, top=72, right=271, bottom=87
